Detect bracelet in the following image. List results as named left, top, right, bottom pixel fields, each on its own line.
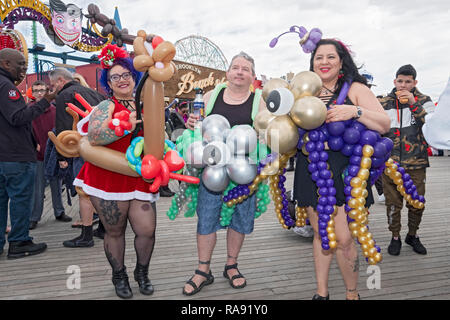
left=354, top=106, right=362, bottom=119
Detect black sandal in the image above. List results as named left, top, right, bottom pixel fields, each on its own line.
left=223, top=263, right=247, bottom=289
left=182, top=269, right=214, bottom=296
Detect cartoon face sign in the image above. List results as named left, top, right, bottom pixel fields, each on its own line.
left=50, top=0, right=82, bottom=46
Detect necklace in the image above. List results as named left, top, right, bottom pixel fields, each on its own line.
left=321, top=84, right=337, bottom=95
left=225, top=90, right=250, bottom=104
left=116, top=98, right=135, bottom=112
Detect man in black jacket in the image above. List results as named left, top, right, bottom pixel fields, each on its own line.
left=0, top=48, right=56, bottom=259
left=379, top=64, right=434, bottom=256
left=48, top=68, right=105, bottom=248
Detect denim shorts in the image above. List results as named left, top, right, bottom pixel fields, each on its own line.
left=196, top=179, right=257, bottom=235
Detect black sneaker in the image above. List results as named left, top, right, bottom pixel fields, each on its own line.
left=56, top=214, right=72, bottom=222
left=7, top=240, right=47, bottom=259
left=388, top=237, right=402, bottom=256
left=405, top=234, right=427, bottom=255
left=312, top=293, right=329, bottom=300
left=29, top=221, right=38, bottom=230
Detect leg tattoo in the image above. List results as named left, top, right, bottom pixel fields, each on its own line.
left=99, top=200, right=122, bottom=225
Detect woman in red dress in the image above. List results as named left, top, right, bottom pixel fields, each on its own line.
left=74, top=45, right=157, bottom=299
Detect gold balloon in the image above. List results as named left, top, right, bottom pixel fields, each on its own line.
left=326, top=226, right=334, bottom=233
left=261, top=158, right=280, bottom=176
left=361, top=189, right=369, bottom=199
left=359, top=236, right=368, bottom=244
left=361, top=181, right=367, bottom=189
left=368, top=257, right=376, bottom=265
left=357, top=169, right=370, bottom=180
left=417, top=202, right=425, bottom=209
left=289, top=71, right=322, bottom=99
left=348, top=198, right=359, bottom=208
left=262, top=78, right=290, bottom=102
left=329, top=241, right=337, bottom=249
left=384, top=168, right=392, bottom=176
left=391, top=164, right=398, bottom=171
left=348, top=210, right=358, bottom=219
left=351, top=230, right=359, bottom=238
left=359, top=226, right=368, bottom=235
left=266, top=115, right=299, bottom=154
left=374, top=253, right=382, bottom=263
left=328, top=233, right=337, bottom=241
left=349, top=222, right=359, bottom=231
left=254, top=109, right=277, bottom=134
left=367, top=239, right=375, bottom=247
left=369, top=247, right=378, bottom=257
left=290, top=96, right=327, bottom=130
left=393, top=172, right=402, bottom=180
left=302, top=134, right=310, bottom=143
left=405, top=194, right=412, bottom=202
left=350, top=177, right=362, bottom=188
left=362, top=145, right=374, bottom=157
left=396, top=185, right=405, bottom=193
left=351, top=187, right=363, bottom=198
left=360, top=157, right=372, bottom=169
left=327, top=219, right=335, bottom=228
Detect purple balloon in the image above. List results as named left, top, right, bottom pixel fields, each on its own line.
left=320, top=169, right=332, bottom=179
left=352, top=121, right=366, bottom=132
left=348, top=165, right=360, bottom=177
left=317, top=179, right=326, bottom=188
left=326, top=178, right=334, bottom=187
left=418, top=195, right=425, bottom=203
left=317, top=161, right=328, bottom=171
left=353, top=144, right=363, bottom=156
left=373, top=142, right=388, bottom=158
left=269, top=38, right=278, bottom=48
left=319, top=228, right=328, bottom=237
left=381, top=137, right=394, bottom=152
left=360, top=130, right=378, bottom=146
left=324, top=205, right=334, bottom=215
left=318, top=196, right=328, bottom=206
left=343, top=128, right=361, bottom=145
left=311, top=171, right=320, bottom=182
left=344, top=175, right=353, bottom=185
left=371, top=156, right=384, bottom=168
left=403, top=173, right=411, bottom=181
left=319, top=125, right=330, bottom=140
left=322, top=243, right=330, bottom=250
left=350, top=155, right=362, bottom=166
left=308, top=163, right=318, bottom=173
left=309, top=130, right=320, bottom=142
left=309, top=151, right=320, bottom=163
left=343, top=119, right=353, bottom=127
left=319, top=151, right=329, bottom=162
left=329, top=136, right=344, bottom=151
left=327, top=196, right=337, bottom=206
left=397, top=167, right=405, bottom=175
left=319, top=187, right=329, bottom=196
left=341, top=144, right=355, bottom=157
left=327, top=121, right=346, bottom=136
left=328, top=187, right=336, bottom=196
left=345, top=204, right=352, bottom=212
left=316, top=141, right=325, bottom=152
left=306, top=141, right=316, bottom=153
left=318, top=221, right=327, bottom=229
left=344, top=186, right=352, bottom=196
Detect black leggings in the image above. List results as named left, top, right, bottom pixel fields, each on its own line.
left=90, top=196, right=157, bottom=272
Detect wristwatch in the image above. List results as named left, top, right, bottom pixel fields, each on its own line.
left=354, top=106, right=362, bottom=119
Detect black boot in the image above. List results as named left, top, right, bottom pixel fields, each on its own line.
left=112, top=267, right=133, bottom=299
left=63, top=225, right=94, bottom=248
left=134, top=263, right=154, bottom=295
left=7, top=240, right=47, bottom=259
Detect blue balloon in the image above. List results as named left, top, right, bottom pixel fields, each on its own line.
left=327, top=121, right=346, bottom=136
left=343, top=128, right=361, bottom=145
left=329, top=136, right=344, bottom=151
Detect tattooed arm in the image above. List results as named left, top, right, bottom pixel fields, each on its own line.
left=87, top=100, right=119, bottom=146
left=88, top=100, right=140, bottom=146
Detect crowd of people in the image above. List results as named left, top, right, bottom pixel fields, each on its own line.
left=0, top=30, right=443, bottom=300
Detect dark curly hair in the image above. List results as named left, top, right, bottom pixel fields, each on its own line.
left=309, top=39, right=367, bottom=91
left=99, top=57, right=142, bottom=97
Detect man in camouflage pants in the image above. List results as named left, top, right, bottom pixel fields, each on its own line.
left=379, top=64, right=434, bottom=256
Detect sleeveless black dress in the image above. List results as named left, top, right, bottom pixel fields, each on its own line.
left=293, top=92, right=375, bottom=209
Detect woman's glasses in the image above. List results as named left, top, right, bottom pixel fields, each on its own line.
left=109, top=72, right=133, bottom=82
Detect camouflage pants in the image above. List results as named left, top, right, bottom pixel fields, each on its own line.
left=382, top=168, right=426, bottom=237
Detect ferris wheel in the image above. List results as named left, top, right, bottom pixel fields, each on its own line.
left=174, top=35, right=228, bottom=71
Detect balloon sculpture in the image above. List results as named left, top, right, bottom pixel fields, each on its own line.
left=259, top=25, right=427, bottom=265
left=49, top=31, right=199, bottom=193
left=167, top=115, right=272, bottom=225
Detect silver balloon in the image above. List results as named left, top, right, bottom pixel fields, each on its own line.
left=202, top=141, right=231, bottom=167
left=184, top=141, right=206, bottom=168
left=226, top=156, right=257, bottom=185
left=226, top=125, right=258, bottom=155
left=202, top=114, right=231, bottom=143
left=202, top=166, right=230, bottom=193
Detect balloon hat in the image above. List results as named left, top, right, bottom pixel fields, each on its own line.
left=269, top=25, right=322, bottom=53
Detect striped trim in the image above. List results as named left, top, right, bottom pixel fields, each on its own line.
left=73, top=178, right=159, bottom=202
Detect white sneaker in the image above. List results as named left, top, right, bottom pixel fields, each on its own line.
left=293, top=225, right=314, bottom=237
left=378, top=194, right=385, bottom=203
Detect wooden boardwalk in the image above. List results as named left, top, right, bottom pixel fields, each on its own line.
left=0, top=157, right=449, bottom=300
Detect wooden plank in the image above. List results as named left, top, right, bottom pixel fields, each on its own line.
left=0, top=156, right=449, bottom=300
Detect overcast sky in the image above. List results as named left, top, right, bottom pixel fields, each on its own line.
left=17, top=0, right=450, bottom=100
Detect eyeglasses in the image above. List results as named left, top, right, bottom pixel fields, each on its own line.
left=32, top=89, right=47, bottom=94
left=109, top=72, right=133, bottom=82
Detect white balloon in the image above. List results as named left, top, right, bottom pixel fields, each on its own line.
left=226, top=156, right=257, bottom=185
left=202, top=166, right=230, bottom=192
left=226, top=125, right=258, bottom=155
left=184, top=141, right=206, bottom=168
left=202, top=114, right=231, bottom=143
